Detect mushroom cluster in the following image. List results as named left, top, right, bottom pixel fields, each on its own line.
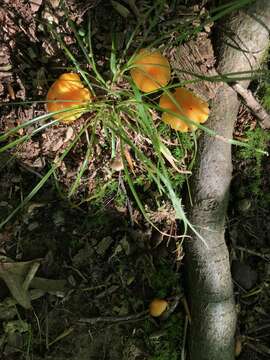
left=46, top=49, right=209, bottom=131
left=46, top=73, right=92, bottom=123
left=130, top=49, right=209, bottom=132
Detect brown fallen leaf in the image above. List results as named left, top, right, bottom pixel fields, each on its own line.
left=7, top=82, right=15, bottom=100
left=30, top=0, right=43, bottom=13
left=124, top=146, right=135, bottom=174
left=0, top=259, right=67, bottom=308
left=0, top=260, right=41, bottom=309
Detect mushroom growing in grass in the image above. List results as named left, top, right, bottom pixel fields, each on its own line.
left=47, top=73, right=92, bottom=122
left=159, top=87, right=209, bottom=132
left=130, top=49, right=171, bottom=93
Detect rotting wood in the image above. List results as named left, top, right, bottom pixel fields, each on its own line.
left=172, top=2, right=270, bottom=359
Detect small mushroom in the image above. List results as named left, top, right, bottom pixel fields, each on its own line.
left=159, top=87, right=209, bottom=132
left=149, top=298, right=168, bottom=317
left=46, top=73, right=92, bottom=122
left=111, top=157, right=124, bottom=171
left=130, top=49, right=171, bottom=93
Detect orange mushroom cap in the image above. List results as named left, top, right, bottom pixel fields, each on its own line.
left=159, top=88, right=209, bottom=132
left=130, top=49, right=171, bottom=93
left=149, top=298, right=168, bottom=317
left=46, top=73, right=92, bottom=123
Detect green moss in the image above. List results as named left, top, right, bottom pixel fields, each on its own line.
left=262, top=84, right=270, bottom=111
left=238, top=127, right=270, bottom=199
left=149, top=258, right=180, bottom=298
left=143, top=314, right=184, bottom=360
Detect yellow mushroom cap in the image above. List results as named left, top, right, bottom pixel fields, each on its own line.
left=46, top=73, right=92, bottom=123
left=149, top=298, right=168, bottom=317
left=130, top=49, right=171, bottom=93
left=159, top=88, right=209, bottom=132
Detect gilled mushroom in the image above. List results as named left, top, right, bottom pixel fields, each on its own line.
left=159, top=87, right=209, bottom=132
left=149, top=298, right=168, bottom=317
left=130, top=49, right=171, bottom=93
left=46, top=73, right=92, bottom=122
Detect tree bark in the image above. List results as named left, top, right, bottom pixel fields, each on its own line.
left=184, top=2, right=270, bottom=360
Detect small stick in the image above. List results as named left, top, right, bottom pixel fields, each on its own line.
left=160, top=295, right=181, bottom=321
left=234, top=245, right=270, bottom=262
left=231, top=82, right=270, bottom=129
left=181, top=296, right=192, bottom=324
left=181, top=315, right=189, bottom=360
left=78, top=310, right=149, bottom=325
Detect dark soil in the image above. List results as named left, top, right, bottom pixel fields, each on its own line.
left=229, top=108, right=270, bottom=360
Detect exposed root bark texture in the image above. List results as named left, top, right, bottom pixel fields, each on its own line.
left=184, top=2, right=270, bottom=359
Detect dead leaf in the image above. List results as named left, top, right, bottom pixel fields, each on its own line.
left=111, top=1, right=130, bottom=18
left=30, top=0, right=43, bottom=13
left=0, top=260, right=41, bottom=309
left=7, top=83, right=15, bottom=100
left=159, top=143, right=191, bottom=174
left=49, top=0, right=60, bottom=8
left=30, top=277, right=67, bottom=295
left=124, top=146, right=135, bottom=174
left=64, top=127, right=74, bottom=142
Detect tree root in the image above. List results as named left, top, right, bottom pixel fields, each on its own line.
left=182, top=2, right=270, bottom=359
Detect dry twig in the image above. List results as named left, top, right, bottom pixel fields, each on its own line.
left=231, top=83, right=270, bottom=129
left=78, top=310, right=149, bottom=325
